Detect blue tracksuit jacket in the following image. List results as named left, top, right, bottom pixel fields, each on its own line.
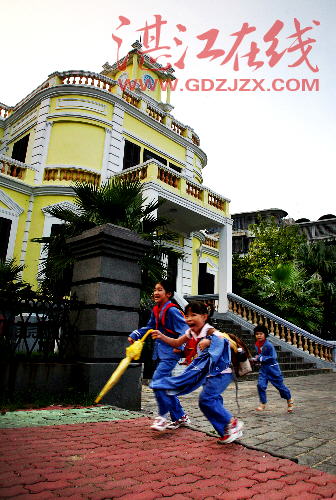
left=255, top=339, right=291, bottom=403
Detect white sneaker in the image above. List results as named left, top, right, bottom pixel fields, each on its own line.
left=166, top=414, right=191, bottom=429
left=150, top=416, right=170, bottom=431
left=218, top=418, right=244, bottom=444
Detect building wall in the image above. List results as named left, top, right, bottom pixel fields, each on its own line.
left=0, top=59, right=230, bottom=298
left=47, top=121, right=105, bottom=170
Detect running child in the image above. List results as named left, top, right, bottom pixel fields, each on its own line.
left=128, top=280, right=190, bottom=428
left=150, top=301, right=244, bottom=444
left=252, top=325, right=294, bottom=412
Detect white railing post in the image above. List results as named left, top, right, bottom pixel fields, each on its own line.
left=218, top=222, right=232, bottom=313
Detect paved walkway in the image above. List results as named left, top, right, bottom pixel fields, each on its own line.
left=142, top=372, right=336, bottom=475
left=0, top=373, right=335, bottom=499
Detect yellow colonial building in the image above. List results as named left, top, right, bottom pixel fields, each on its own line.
left=0, top=41, right=232, bottom=312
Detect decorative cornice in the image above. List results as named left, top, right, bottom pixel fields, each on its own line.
left=3, top=85, right=207, bottom=165
left=0, top=175, right=76, bottom=197
left=48, top=112, right=112, bottom=129
left=141, top=180, right=231, bottom=226
left=33, top=186, right=75, bottom=197
left=0, top=189, right=24, bottom=215
left=192, top=231, right=206, bottom=243
left=55, top=97, right=107, bottom=115
left=201, top=246, right=219, bottom=258
left=42, top=200, right=78, bottom=214
left=102, top=46, right=176, bottom=81
left=0, top=174, right=33, bottom=195
left=199, top=254, right=219, bottom=269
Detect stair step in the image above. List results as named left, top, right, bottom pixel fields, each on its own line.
left=212, top=317, right=331, bottom=377
left=239, top=367, right=332, bottom=381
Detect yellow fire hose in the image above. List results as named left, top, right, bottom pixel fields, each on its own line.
left=94, top=329, right=154, bottom=403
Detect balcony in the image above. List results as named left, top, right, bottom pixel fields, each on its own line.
left=116, top=161, right=229, bottom=233
left=0, top=103, right=11, bottom=119
left=2, top=71, right=201, bottom=148
left=43, top=166, right=100, bottom=185
left=0, top=155, right=36, bottom=181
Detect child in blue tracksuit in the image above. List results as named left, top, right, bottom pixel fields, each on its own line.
left=128, top=280, right=189, bottom=428
left=150, top=301, right=244, bottom=444
left=253, top=325, right=294, bottom=412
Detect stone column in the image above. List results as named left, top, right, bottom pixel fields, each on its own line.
left=67, top=223, right=151, bottom=410
left=218, top=222, right=233, bottom=313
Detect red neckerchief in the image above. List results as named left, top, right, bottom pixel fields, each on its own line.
left=256, top=339, right=266, bottom=354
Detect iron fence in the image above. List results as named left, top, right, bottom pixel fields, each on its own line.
left=0, top=294, right=82, bottom=362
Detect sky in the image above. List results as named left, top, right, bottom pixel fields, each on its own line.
left=1, top=0, right=335, bottom=221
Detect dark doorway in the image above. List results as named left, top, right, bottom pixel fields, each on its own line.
left=0, top=217, right=12, bottom=260
left=167, top=253, right=178, bottom=291
left=198, top=262, right=215, bottom=294
left=12, top=134, right=30, bottom=163
left=123, top=140, right=141, bottom=170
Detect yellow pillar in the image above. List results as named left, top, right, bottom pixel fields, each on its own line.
left=131, top=54, right=138, bottom=80
left=166, top=85, right=171, bottom=104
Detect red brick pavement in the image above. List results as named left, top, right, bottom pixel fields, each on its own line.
left=0, top=417, right=336, bottom=499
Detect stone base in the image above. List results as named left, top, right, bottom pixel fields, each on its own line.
left=0, top=362, right=78, bottom=394
left=77, top=362, right=143, bottom=411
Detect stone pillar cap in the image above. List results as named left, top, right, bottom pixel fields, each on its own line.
left=67, top=223, right=152, bottom=261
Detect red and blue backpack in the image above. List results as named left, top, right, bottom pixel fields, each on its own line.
left=152, top=302, right=185, bottom=337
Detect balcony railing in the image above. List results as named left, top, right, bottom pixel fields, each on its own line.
left=0, top=102, right=12, bottom=119
left=43, top=167, right=100, bottom=185
left=60, top=71, right=116, bottom=92
left=184, top=292, right=336, bottom=364
left=116, top=161, right=229, bottom=214
left=146, top=106, right=164, bottom=123
left=204, top=237, right=218, bottom=249
left=2, top=71, right=202, bottom=149
left=122, top=91, right=141, bottom=108
left=0, top=155, right=37, bottom=180
left=171, top=120, right=186, bottom=136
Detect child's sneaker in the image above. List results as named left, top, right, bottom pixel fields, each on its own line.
left=218, top=418, right=244, bottom=444
left=167, top=414, right=191, bottom=429
left=150, top=416, right=170, bottom=431
left=287, top=400, right=294, bottom=413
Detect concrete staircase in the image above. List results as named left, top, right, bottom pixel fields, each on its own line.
left=212, top=317, right=333, bottom=380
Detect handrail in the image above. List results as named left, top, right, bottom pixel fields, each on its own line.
left=184, top=292, right=335, bottom=363
left=116, top=161, right=229, bottom=206
left=228, top=292, right=333, bottom=348
left=0, top=154, right=38, bottom=171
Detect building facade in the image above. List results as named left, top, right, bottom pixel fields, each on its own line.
left=0, top=42, right=232, bottom=311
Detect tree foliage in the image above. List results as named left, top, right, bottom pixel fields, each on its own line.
left=33, top=178, right=182, bottom=300
left=232, top=217, right=336, bottom=338
left=0, top=259, right=32, bottom=302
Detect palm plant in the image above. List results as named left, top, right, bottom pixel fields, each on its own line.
left=297, top=241, right=336, bottom=339
left=253, top=262, right=323, bottom=333
left=33, top=178, right=182, bottom=300
left=0, top=259, right=31, bottom=299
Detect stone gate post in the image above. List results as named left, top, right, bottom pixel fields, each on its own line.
left=67, top=223, right=151, bottom=410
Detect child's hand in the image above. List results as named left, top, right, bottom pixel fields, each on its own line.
left=199, top=338, right=211, bottom=351
left=151, top=330, right=163, bottom=340
left=128, top=337, right=134, bottom=344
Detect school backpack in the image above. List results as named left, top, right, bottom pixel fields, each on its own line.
left=217, top=331, right=252, bottom=377
left=181, top=329, right=252, bottom=374
left=152, top=302, right=184, bottom=337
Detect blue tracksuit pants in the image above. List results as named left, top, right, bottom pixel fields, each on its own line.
left=199, top=373, right=233, bottom=437
left=153, top=358, right=186, bottom=421
left=257, top=364, right=291, bottom=404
